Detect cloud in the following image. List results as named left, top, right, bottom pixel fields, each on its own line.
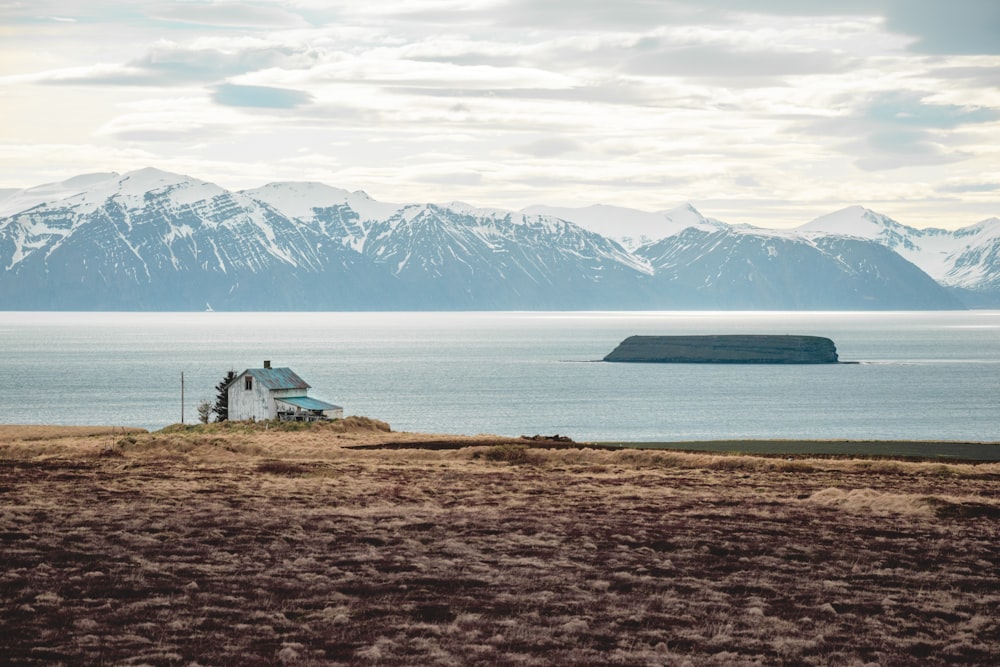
left=624, top=43, right=854, bottom=80
left=147, top=2, right=311, bottom=29
left=212, top=83, right=313, bottom=109
left=860, top=129, right=961, bottom=168
left=406, top=0, right=887, bottom=31
left=414, top=171, right=484, bottom=186
left=476, top=1, right=1000, bottom=56
left=33, top=40, right=321, bottom=87
left=864, top=91, right=1000, bottom=129
left=832, top=92, right=999, bottom=170
left=94, top=101, right=240, bottom=142
left=883, top=0, right=1000, bottom=55
left=512, top=137, right=583, bottom=158
left=937, top=182, right=1000, bottom=194
left=2, top=0, right=998, bottom=229
left=862, top=91, right=1000, bottom=129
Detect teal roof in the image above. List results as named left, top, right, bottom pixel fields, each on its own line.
left=245, top=367, right=309, bottom=390
left=276, top=396, right=341, bottom=411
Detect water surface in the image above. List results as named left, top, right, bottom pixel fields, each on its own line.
left=2, top=310, right=998, bottom=443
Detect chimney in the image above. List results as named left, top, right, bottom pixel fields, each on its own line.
left=264, top=360, right=271, bottom=369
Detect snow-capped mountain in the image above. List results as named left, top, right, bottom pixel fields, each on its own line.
left=799, top=206, right=1000, bottom=299
left=0, top=168, right=986, bottom=310
left=635, top=225, right=960, bottom=309
left=521, top=202, right=723, bottom=250
left=0, top=169, right=396, bottom=310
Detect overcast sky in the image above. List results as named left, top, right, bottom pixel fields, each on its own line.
left=2, top=0, right=998, bottom=228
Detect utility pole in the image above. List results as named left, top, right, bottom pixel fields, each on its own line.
left=181, top=371, right=185, bottom=424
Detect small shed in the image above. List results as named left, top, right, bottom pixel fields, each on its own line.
left=226, top=361, right=343, bottom=422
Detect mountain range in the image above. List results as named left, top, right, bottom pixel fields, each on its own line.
left=1, top=168, right=996, bottom=311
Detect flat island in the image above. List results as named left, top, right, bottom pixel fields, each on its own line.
left=604, top=334, right=839, bottom=364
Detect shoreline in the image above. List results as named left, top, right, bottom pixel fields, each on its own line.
left=591, top=438, right=1000, bottom=462
left=2, top=423, right=1000, bottom=461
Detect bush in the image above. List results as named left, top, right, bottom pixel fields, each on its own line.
left=256, top=460, right=311, bottom=476
left=483, top=444, right=537, bottom=465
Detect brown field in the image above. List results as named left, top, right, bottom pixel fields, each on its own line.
left=1, top=421, right=998, bottom=666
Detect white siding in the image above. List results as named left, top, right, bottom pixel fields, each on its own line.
left=228, top=373, right=273, bottom=421
left=226, top=369, right=336, bottom=421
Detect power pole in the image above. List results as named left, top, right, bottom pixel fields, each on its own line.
left=181, top=371, right=185, bottom=424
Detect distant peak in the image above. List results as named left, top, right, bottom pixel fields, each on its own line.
left=121, top=166, right=183, bottom=181
left=62, top=172, right=120, bottom=185
left=118, top=167, right=194, bottom=190
left=662, top=202, right=703, bottom=216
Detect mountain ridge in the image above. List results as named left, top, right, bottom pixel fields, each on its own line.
left=0, top=168, right=992, bottom=310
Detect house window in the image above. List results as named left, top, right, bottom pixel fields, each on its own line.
left=244, top=375, right=253, bottom=391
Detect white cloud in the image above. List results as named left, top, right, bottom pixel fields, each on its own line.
left=147, top=2, right=311, bottom=29
left=0, top=0, right=996, bottom=229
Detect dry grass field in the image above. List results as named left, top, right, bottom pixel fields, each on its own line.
left=1, top=420, right=998, bottom=666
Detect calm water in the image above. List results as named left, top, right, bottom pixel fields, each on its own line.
left=2, top=311, right=999, bottom=443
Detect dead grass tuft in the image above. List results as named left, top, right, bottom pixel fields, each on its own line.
left=806, top=487, right=938, bottom=516
left=482, top=444, right=540, bottom=465
left=922, top=497, right=1000, bottom=520
left=0, top=424, right=147, bottom=441
left=1, top=433, right=998, bottom=666
left=256, top=460, right=312, bottom=476
left=803, top=487, right=1000, bottom=520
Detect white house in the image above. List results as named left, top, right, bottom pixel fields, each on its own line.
left=226, top=361, right=343, bottom=422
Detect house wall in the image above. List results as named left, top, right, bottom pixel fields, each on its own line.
left=228, top=375, right=270, bottom=421
left=228, top=377, right=309, bottom=421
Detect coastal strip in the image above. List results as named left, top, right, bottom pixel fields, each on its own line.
left=593, top=439, right=1000, bottom=461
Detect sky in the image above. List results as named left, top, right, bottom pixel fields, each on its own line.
left=1, top=0, right=998, bottom=229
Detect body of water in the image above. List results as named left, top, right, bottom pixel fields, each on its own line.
left=2, top=310, right=998, bottom=443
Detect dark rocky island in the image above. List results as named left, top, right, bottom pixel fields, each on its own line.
left=604, top=334, right=839, bottom=364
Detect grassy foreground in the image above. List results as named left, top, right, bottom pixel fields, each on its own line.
left=1, top=421, right=998, bottom=666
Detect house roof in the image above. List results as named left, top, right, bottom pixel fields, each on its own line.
left=242, top=367, right=310, bottom=390
left=276, top=396, right=342, bottom=411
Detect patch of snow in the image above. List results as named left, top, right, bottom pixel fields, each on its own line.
left=797, top=205, right=884, bottom=238
left=117, top=168, right=226, bottom=208
left=246, top=181, right=404, bottom=223
left=163, top=224, right=195, bottom=245
left=522, top=202, right=722, bottom=249
left=797, top=206, right=1000, bottom=284
left=245, top=182, right=353, bottom=219
left=439, top=201, right=517, bottom=219
left=0, top=172, right=119, bottom=217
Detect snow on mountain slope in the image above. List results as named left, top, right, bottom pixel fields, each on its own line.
left=363, top=204, right=652, bottom=290
left=943, top=217, right=1000, bottom=289
left=1, top=168, right=230, bottom=223
left=244, top=182, right=405, bottom=252
left=798, top=205, right=999, bottom=289
left=1, top=167, right=995, bottom=310
left=0, top=172, right=120, bottom=218
left=520, top=202, right=721, bottom=250
left=636, top=223, right=962, bottom=309
left=0, top=169, right=335, bottom=275
left=245, top=182, right=403, bottom=223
